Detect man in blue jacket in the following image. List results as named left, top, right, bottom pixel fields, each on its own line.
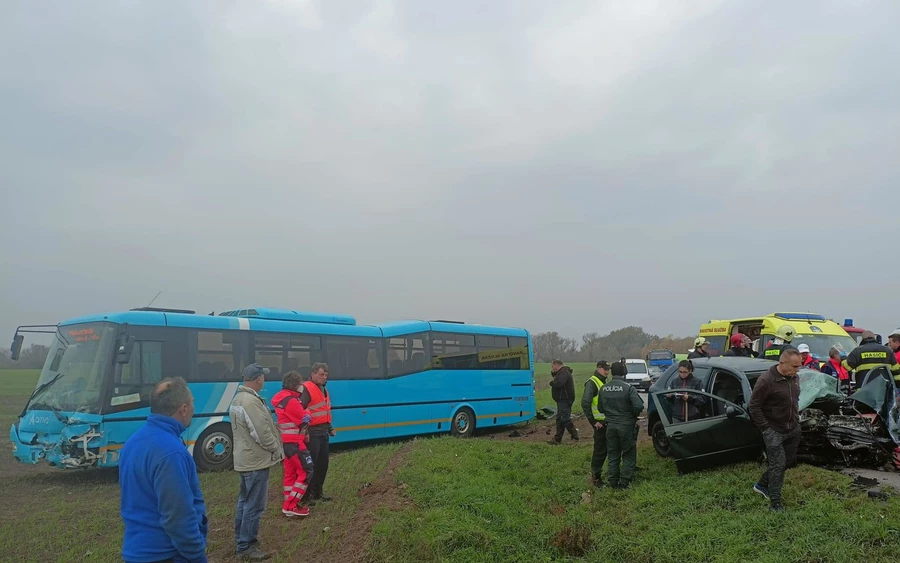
left=119, top=377, right=208, bottom=563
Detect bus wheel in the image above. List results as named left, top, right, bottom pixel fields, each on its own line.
left=194, top=423, right=234, bottom=471
left=450, top=407, right=476, bottom=438
left=651, top=420, right=671, bottom=458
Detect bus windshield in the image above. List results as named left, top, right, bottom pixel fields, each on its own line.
left=26, top=323, right=116, bottom=414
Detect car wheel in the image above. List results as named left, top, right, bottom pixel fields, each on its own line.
left=193, top=423, right=234, bottom=471
left=651, top=420, right=671, bottom=457
left=450, top=407, right=476, bottom=438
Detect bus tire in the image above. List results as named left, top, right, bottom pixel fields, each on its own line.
left=194, top=423, right=234, bottom=471
left=651, top=420, right=671, bottom=458
left=450, top=407, right=476, bottom=438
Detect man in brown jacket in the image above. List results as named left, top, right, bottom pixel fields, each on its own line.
left=749, top=349, right=802, bottom=512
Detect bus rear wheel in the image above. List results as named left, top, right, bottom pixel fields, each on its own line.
left=450, top=407, right=476, bottom=438
left=194, top=423, right=234, bottom=471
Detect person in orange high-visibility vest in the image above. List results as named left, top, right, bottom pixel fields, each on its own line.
left=299, top=362, right=335, bottom=503
left=271, top=371, right=314, bottom=518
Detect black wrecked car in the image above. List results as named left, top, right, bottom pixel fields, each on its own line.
left=646, top=358, right=900, bottom=474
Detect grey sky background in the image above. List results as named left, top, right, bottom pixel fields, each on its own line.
left=2, top=0, right=899, bottom=345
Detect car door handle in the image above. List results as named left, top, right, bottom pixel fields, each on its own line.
left=671, top=431, right=684, bottom=440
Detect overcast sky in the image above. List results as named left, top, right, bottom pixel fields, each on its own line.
left=2, top=0, right=899, bottom=346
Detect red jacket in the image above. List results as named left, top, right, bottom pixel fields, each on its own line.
left=271, top=389, right=310, bottom=448
left=801, top=355, right=819, bottom=371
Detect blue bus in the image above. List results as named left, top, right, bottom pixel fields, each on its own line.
left=646, top=349, right=675, bottom=370
left=9, top=307, right=535, bottom=471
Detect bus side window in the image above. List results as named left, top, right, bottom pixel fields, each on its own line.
left=112, top=341, right=163, bottom=408
left=191, top=331, right=247, bottom=382
left=325, top=336, right=384, bottom=380
left=387, top=333, right=429, bottom=377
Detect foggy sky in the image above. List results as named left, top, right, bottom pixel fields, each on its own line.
left=2, top=0, right=899, bottom=346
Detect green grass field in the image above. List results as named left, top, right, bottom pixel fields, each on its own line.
left=2, top=368, right=900, bottom=562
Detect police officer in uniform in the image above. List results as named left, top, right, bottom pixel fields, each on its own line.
left=762, top=326, right=797, bottom=362
left=581, top=360, right=610, bottom=487
left=843, top=330, right=900, bottom=389
left=599, top=361, right=644, bottom=489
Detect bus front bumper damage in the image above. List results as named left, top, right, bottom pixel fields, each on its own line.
left=10, top=415, right=110, bottom=469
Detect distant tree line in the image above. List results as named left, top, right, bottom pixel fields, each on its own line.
left=532, top=326, right=693, bottom=363
left=0, top=345, right=50, bottom=370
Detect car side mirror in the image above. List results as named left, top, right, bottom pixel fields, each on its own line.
left=10, top=334, right=24, bottom=361
left=116, top=335, right=136, bottom=364
left=725, top=406, right=740, bottom=418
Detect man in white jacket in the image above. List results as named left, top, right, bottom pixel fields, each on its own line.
left=230, top=363, right=284, bottom=561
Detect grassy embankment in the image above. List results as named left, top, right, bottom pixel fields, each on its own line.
left=2, top=368, right=899, bottom=562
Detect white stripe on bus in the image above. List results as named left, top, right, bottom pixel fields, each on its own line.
left=187, top=381, right=240, bottom=456
left=238, top=318, right=250, bottom=330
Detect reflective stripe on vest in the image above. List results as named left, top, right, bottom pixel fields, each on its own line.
left=590, top=375, right=605, bottom=421
left=274, top=395, right=304, bottom=435
left=303, top=381, right=332, bottom=426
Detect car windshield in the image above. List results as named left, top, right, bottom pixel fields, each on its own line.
left=626, top=362, right=647, bottom=374
left=791, top=334, right=859, bottom=360
left=26, top=323, right=116, bottom=414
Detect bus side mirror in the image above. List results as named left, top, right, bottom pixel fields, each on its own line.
left=116, top=335, right=136, bottom=364
left=10, top=334, right=24, bottom=361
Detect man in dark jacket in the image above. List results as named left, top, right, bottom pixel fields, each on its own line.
left=688, top=337, right=711, bottom=359
left=120, top=377, right=208, bottom=563
left=749, top=349, right=802, bottom=512
left=724, top=334, right=753, bottom=357
left=599, top=362, right=644, bottom=489
left=581, top=360, right=610, bottom=487
left=549, top=360, right=579, bottom=443
left=665, top=360, right=706, bottom=422
left=843, top=330, right=900, bottom=389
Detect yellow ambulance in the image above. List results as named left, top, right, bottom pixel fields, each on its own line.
left=697, top=312, right=857, bottom=361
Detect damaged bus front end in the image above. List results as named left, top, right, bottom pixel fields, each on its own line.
left=10, top=320, right=126, bottom=469
left=11, top=411, right=109, bottom=468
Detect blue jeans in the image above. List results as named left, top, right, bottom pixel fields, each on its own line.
left=235, top=468, right=270, bottom=552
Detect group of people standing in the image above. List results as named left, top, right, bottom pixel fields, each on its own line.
left=549, top=359, right=644, bottom=489
left=118, top=362, right=336, bottom=562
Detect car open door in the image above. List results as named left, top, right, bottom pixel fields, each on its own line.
left=650, top=389, right=761, bottom=474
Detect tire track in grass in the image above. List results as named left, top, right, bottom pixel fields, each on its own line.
left=332, top=441, right=415, bottom=563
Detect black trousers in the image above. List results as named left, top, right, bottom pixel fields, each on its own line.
left=591, top=425, right=608, bottom=479
left=307, top=432, right=331, bottom=498
left=554, top=401, right=578, bottom=440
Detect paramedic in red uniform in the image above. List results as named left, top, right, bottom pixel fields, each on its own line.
left=271, top=371, right=314, bottom=517
left=300, top=362, right=335, bottom=503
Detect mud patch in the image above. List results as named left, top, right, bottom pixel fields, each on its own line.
left=551, top=525, right=593, bottom=557
left=334, top=442, right=414, bottom=563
